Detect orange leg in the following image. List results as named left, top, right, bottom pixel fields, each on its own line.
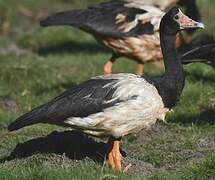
left=135, top=63, right=144, bottom=76
left=103, top=60, right=113, bottom=75
left=103, top=55, right=117, bottom=75
left=107, top=138, right=122, bottom=171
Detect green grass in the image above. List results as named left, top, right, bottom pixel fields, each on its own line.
left=0, top=0, right=214, bottom=179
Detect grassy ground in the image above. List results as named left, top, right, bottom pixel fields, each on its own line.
left=0, top=0, right=214, bottom=179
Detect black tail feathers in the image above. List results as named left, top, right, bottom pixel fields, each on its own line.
left=8, top=106, right=46, bottom=131
left=40, top=10, right=85, bottom=27
left=181, top=43, right=215, bottom=64
left=180, top=33, right=215, bottom=65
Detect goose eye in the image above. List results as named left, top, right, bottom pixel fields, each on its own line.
left=174, top=15, right=179, bottom=20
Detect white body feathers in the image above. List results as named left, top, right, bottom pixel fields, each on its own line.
left=95, top=5, right=164, bottom=63
left=64, top=74, right=169, bottom=138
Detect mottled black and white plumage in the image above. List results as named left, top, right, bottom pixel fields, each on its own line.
left=125, top=0, right=201, bottom=36
left=40, top=1, right=165, bottom=68
left=125, top=0, right=201, bottom=22
left=8, top=44, right=215, bottom=134
left=39, top=0, right=213, bottom=78
left=9, top=8, right=205, bottom=141
left=40, top=1, right=161, bottom=38
left=39, top=0, right=211, bottom=75
left=8, top=74, right=167, bottom=137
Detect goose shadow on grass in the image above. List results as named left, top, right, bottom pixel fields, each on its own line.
left=38, top=41, right=109, bottom=56
left=1, top=130, right=126, bottom=164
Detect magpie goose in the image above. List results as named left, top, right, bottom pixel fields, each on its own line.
left=9, top=7, right=204, bottom=171
left=40, top=0, right=203, bottom=75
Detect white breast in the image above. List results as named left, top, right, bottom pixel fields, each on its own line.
left=64, top=74, right=169, bottom=138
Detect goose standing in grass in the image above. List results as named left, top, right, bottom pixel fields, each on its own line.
left=9, top=7, right=205, bottom=171
left=40, top=0, right=201, bottom=75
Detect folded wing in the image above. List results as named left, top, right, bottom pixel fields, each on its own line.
left=8, top=78, right=122, bottom=131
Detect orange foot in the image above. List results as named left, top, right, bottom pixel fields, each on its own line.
left=107, top=138, right=122, bottom=171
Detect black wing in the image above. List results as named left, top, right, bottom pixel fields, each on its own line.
left=40, top=1, right=154, bottom=38
left=181, top=43, right=215, bottom=64
left=8, top=78, right=122, bottom=131
left=180, top=33, right=215, bottom=64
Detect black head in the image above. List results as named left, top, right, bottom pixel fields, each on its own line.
left=160, top=7, right=204, bottom=35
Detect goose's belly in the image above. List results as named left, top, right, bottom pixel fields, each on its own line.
left=96, top=33, right=163, bottom=63
left=64, top=97, right=169, bottom=138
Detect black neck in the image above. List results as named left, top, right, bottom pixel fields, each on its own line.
left=160, top=34, right=183, bottom=77
left=145, top=29, right=185, bottom=108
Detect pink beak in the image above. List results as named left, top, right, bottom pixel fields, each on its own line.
left=176, top=9, right=204, bottom=30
